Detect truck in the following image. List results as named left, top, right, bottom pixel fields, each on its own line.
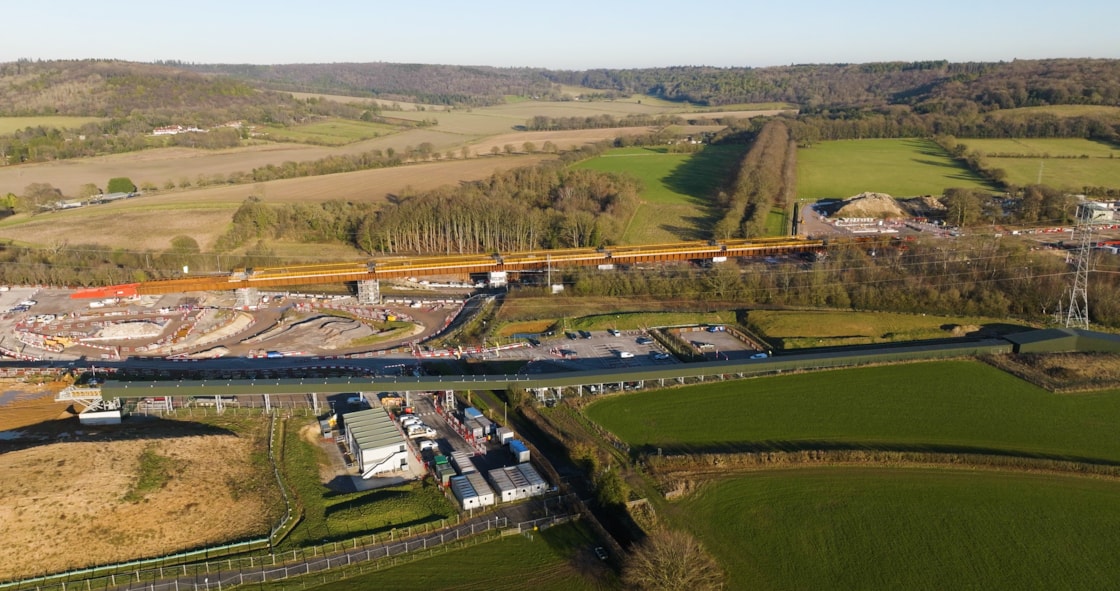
left=407, top=424, right=437, bottom=439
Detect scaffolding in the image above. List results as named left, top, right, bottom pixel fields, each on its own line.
left=357, top=279, right=381, bottom=305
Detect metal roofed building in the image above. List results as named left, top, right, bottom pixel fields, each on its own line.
left=343, top=408, right=409, bottom=478
left=449, top=472, right=496, bottom=510
left=487, top=463, right=548, bottom=503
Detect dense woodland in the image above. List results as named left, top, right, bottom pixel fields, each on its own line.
left=186, top=59, right=1120, bottom=111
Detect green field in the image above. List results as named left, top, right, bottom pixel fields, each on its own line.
left=260, top=118, right=402, bottom=145
left=797, top=138, right=992, bottom=199
left=302, top=522, right=612, bottom=591
left=959, top=138, right=1120, bottom=190
left=746, top=309, right=1032, bottom=348
left=574, top=145, right=747, bottom=242
left=670, top=468, right=1120, bottom=590
left=585, top=361, right=1120, bottom=460
left=0, top=116, right=105, bottom=134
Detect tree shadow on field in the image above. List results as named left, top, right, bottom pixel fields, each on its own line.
left=660, top=145, right=750, bottom=240
left=912, top=158, right=960, bottom=169
left=0, top=415, right=236, bottom=456
left=660, top=212, right=722, bottom=241
left=638, top=440, right=1120, bottom=467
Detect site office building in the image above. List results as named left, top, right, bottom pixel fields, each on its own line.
left=344, top=408, right=409, bottom=478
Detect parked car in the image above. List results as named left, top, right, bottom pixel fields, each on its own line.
left=750, top=352, right=769, bottom=359
left=636, top=336, right=654, bottom=345
left=617, top=351, right=634, bottom=359
left=650, top=351, right=671, bottom=360
left=579, top=330, right=592, bottom=339
left=418, top=440, right=438, bottom=451
left=594, top=547, right=608, bottom=561
left=608, top=328, right=621, bottom=337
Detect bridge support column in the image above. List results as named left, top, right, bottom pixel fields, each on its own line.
left=444, top=390, right=457, bottom=411
left=235, top=288, right=258, bottom=309
left=357, top=280, right=381, bottom=305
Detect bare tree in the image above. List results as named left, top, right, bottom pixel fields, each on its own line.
left=20, top=182, right=62, bottom=213
left=622, top=529, right=726, bottom=591
left=79, top=183, right=101, bottom=199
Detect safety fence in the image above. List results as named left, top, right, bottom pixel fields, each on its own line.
left=1, top=514, right=575, bottom=591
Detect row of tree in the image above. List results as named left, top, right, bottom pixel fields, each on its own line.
left=552, top=238, right=1120, bottom=327
left=712, top=120, right=797, bottom=239
left=524, top=113, right=683, bottom=131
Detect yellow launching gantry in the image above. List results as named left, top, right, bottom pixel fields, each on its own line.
left=71, top=236, right=826, bottom=299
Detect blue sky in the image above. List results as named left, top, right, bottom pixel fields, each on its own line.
left=5, top=0, right=1117, bottom=69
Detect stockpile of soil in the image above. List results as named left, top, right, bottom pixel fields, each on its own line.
left=833, top=192, right=908, bottom=219
left=827, top=192, right=947, bottom=220
left=899, top=195, right=946, bottom=217
left=247, top=315, right=378, bottom=350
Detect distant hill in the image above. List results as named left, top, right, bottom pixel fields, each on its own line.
left=181, top=62, right=557, bottom=107
left=187, top=58, right=1120, bottom=112
left=4, top=58, right=1118, bottom=117
left=0, top=59, right=308, bottom=123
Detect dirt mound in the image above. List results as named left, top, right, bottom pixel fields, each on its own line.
left=246, top=315, right=378, bottom=350
left=833, top=192, right=907, bottom=219
left=92, top=320, right=165, bottom=340
left=828, top=192, right=947, bottom=220
left=899, top=195, right=946, bottom=217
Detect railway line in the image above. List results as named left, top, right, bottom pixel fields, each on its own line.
left=71, top=236, right=830, bottom=299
